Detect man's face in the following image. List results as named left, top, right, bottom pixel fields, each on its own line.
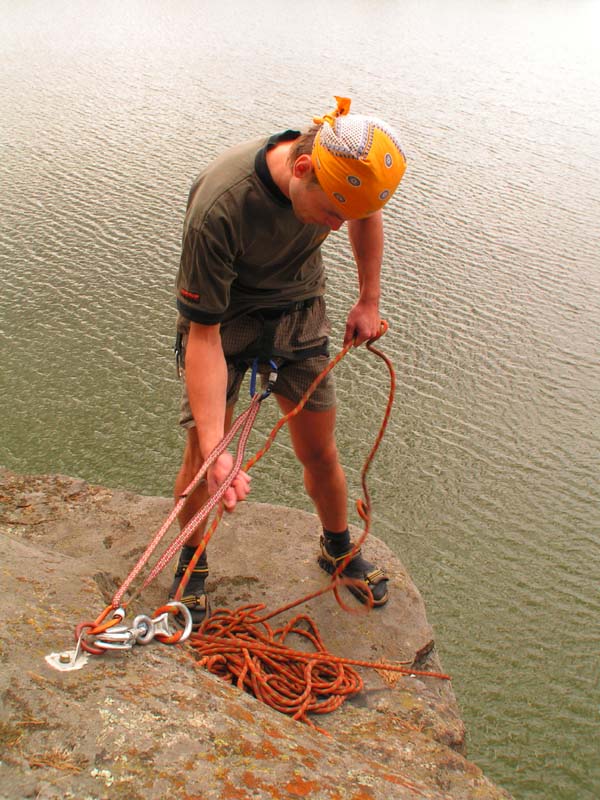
left=289, top=176, right=347, bottom=231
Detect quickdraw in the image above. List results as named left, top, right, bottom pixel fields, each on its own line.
left=76, top=602, right=193, bottom=654
left=47, top=603, right=194, bottom=670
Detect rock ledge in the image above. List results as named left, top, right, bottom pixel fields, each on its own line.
left=0, top=470, right=511, bottom=799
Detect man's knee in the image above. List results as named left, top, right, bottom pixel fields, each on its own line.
left=177, top=404, right=236, bottom=481
left=298, top=437, right=340, bottom=473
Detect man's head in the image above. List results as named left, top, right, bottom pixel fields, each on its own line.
left=310, top=96, right=406, bottom=220
left=287, top=97, right=406, bottom=226
left=287, top=167, right=347, bottom=230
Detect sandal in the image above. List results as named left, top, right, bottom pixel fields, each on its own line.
left=317, top=535, right=389, bottom=606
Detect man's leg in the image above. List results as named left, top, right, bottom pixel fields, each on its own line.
left=275, top=396, right=389, bottom=606
left=275, top=397, right=348, bottom=530
left=170, top=404, right=237, bottom=623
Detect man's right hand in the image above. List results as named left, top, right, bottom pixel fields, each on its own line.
left=207, top=452, right=251, bottom=512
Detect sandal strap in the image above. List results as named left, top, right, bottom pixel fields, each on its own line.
left=365, top=568, right=388, bottom=585
left=179, top=593, right=207, bottom=608
left=320, top=537, right=388, bottom=583
left=319, top=536, right=361, bottom=564
left=175, top=564, right=209, bottom=578
left=331, top=547, right=362, bottom=563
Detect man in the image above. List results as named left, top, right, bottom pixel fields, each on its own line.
left=171, top=96, right=406, bottom=625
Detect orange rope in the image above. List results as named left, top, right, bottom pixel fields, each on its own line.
left=85, top=324, right=368, bottom=626
left=189, top=603, right=449, bottom=735
left=78, top=323, right=452, bottom=731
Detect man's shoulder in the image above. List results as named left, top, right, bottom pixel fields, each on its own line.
left=210, top=136, right=267, bottom=169
left=198, top=136, right=266, bottom=188
left=186, top=136, right=267, bottom=222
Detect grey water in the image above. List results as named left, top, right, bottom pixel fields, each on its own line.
left=1, top=1, right=599, bottom=797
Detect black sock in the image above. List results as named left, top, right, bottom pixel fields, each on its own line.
left=179, top=544, right=207, bottom=569
left=323, top=528, right=351, bottom=556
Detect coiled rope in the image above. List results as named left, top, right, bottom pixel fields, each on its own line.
left=190, top=604, right=449, bottom=734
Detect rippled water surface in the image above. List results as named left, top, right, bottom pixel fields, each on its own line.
left=2, top=2, right=599, bottom=797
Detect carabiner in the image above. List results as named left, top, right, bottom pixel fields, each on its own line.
left=249, top=357, right=259, bottom=397
left=259, top=359, right=278, bottom=401
left=249, top=358, right=278, bottom=401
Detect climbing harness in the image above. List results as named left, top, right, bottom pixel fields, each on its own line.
left=173, top=330, right=184, bottom=378
left=225, top=298, right=329, bottom=396
left=48, top=322, right=451, bottom=731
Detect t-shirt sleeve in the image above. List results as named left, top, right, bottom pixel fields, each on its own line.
left=175, top=206, right=237, bottom=325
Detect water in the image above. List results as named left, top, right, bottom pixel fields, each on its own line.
left=2, top=2, right=599, bottom=797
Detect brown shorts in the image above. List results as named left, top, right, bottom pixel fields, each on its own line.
left=178, top=296, right=336, bottom=428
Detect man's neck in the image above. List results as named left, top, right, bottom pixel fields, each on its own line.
left=265, top=141, right=293, bottom=199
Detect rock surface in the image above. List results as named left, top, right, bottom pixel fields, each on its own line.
left=0, top=470, right=512, bottom=799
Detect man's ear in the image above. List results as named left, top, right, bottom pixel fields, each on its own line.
left=292, top=154, right=313, bottom=180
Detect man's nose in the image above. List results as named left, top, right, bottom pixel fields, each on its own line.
left=327, top=217, right=344, bottom=231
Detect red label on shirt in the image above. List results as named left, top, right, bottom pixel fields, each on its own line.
left=181, top=288, right=201, bottom=302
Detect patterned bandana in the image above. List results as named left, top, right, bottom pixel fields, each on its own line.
left=311, top=96, right=406, bottom=219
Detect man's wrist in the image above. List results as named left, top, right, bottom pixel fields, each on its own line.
left=195, top=429, right=226, bottom=462
left=357, top=294, right=380, bottom=308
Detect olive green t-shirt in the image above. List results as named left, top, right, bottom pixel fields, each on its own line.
left=176, top=131, right=330, bottom=325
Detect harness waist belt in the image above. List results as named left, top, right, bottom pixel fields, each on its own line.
left=248, top=296, right=316, bottom=321
left=227, top=297, right=328, bottom=366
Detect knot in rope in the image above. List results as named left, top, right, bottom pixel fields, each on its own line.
left=312, top=95, right=352, bottom=127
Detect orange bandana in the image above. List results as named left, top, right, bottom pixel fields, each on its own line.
left=311, top=96, right=407, bottom=219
